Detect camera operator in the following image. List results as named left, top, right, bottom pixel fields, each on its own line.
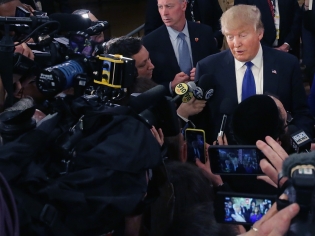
left=0, top=43, right=38, bottom=111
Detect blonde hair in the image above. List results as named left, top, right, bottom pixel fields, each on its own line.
left=220, top=4, right=264, bottom=35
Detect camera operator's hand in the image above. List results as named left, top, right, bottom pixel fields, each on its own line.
left=256, top=136, right=289, bottom=188
left=177, top=97, right=206, bottom=118
left=14, top=43, right=34, bottom=60
left=22, top=4, right=35, bottom=15
left=150, top=126, right=164, bottom=146
left=171, top=72, right=190, bottom=91
left=196, top=143, right=223, bottom=187
left=238, top=195, right=299, bottom=236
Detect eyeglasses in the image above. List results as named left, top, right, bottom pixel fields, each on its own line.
left=73, top=9, right=90, bottom=19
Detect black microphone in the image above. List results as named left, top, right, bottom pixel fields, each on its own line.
left=194, top=74, right=216, bottom=101
left=218, top=98, right=234, bottom=138
left=84, top=21, right=109, bottom=36
left=128, top=85, right=167, bottom=114
left=290, top=129, right=312, bottom=153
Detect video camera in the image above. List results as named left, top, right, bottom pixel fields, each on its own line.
left=277, top=151, right=315, bottom=235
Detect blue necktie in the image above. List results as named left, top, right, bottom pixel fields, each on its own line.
left=242, top=61, right=256, bottom=101
left=178, top=32, right=192, bottom=75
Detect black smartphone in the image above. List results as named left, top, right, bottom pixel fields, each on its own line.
left=15, top=6, right=30, bottom=17
left=214, top=191, right=276, bottom=225
left=185, top=128, right=206, bottom=163
left=208, top=145, right=264, bottom=175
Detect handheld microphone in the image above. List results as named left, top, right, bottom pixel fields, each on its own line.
left=218, top=98, right=234, bottom=138
left=194, top=74, right=216, bottom=101
left=290, top=129, right=311, bottom=153
left=173, top=82, right=195, bottom=103
left=84, top=21, right=109, bottom=36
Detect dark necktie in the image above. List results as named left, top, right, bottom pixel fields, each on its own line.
left=267, top=0, right=275, bottom=18
left=242, top=61, right=256, bottom=101
left=178, top=32, right=192, bottom=75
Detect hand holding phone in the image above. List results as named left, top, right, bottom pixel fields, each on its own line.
left=185, top=128, right=206, bottom=163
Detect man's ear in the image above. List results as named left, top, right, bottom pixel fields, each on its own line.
left=258, top=29, right=264, bottom=41
left=181, top=0, right=187, bottom=11
left=13, top=81, right=23, bottom=99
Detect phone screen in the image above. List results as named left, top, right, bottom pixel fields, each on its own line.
left=208, top=145, right=264, bottom=175
left=185, top=128, right=206, bottom=163
left=214, top=192, right=275, bottom=225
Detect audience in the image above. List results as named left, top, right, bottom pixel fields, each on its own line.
left=234, top=0, right=302, bottom=58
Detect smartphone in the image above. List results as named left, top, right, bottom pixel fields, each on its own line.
left=185, top=128, right=206, bottom=163
left=208, top=145, right=264, bottom=175
left=15, top=6, right=30, bottom=17
left=214, top=191, right=276, bottom=225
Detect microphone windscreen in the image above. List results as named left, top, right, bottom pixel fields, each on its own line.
left=282, top=152, right=315, bottom=177
left=128, top=85, right=167, bottom=113
left=197, top=74, right=217, bottom=90
left=187, top=81, right=197, bottom=91
left=220, top=98, right=234, bottom=115
left=49, top=13, right=92, bottom=32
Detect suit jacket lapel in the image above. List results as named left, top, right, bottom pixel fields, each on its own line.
left=187, top=22, right=200, bottom=66
left=223, top=50, right=238, bottom=106
left=262, top=46, right=279, bottom=94
left=160, top=26, right=181, bottom=71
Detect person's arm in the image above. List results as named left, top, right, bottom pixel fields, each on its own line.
left=282, top=0, right=302, bottom=50
left=256, top=136, right=289, bottom=188
left=177, top=97, right=206, bottom=119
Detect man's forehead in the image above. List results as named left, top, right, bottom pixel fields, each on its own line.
left=157, top=0, right=178, bottom=5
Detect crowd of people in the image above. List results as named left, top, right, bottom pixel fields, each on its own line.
left=0, top=0, right=314, bottom=235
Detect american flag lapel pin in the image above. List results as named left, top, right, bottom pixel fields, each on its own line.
left=195, top=38, right=199, bottom=42
left=272, top=69, right=277, bottom=74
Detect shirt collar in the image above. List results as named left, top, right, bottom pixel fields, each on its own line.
left=235, top=44, right=263, bottom=70
left=167, top=21, right=189, bottom=41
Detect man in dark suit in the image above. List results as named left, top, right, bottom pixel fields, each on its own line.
left=144, top=0, right=223, bottom=48
left=142, top=0, right=219, bottom=96
left=195, top=4, right=313, bottom=146
left=234, top=0, right=302, bottom=57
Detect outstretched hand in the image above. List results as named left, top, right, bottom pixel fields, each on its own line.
left=256, top=136, right=289, bottom=187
